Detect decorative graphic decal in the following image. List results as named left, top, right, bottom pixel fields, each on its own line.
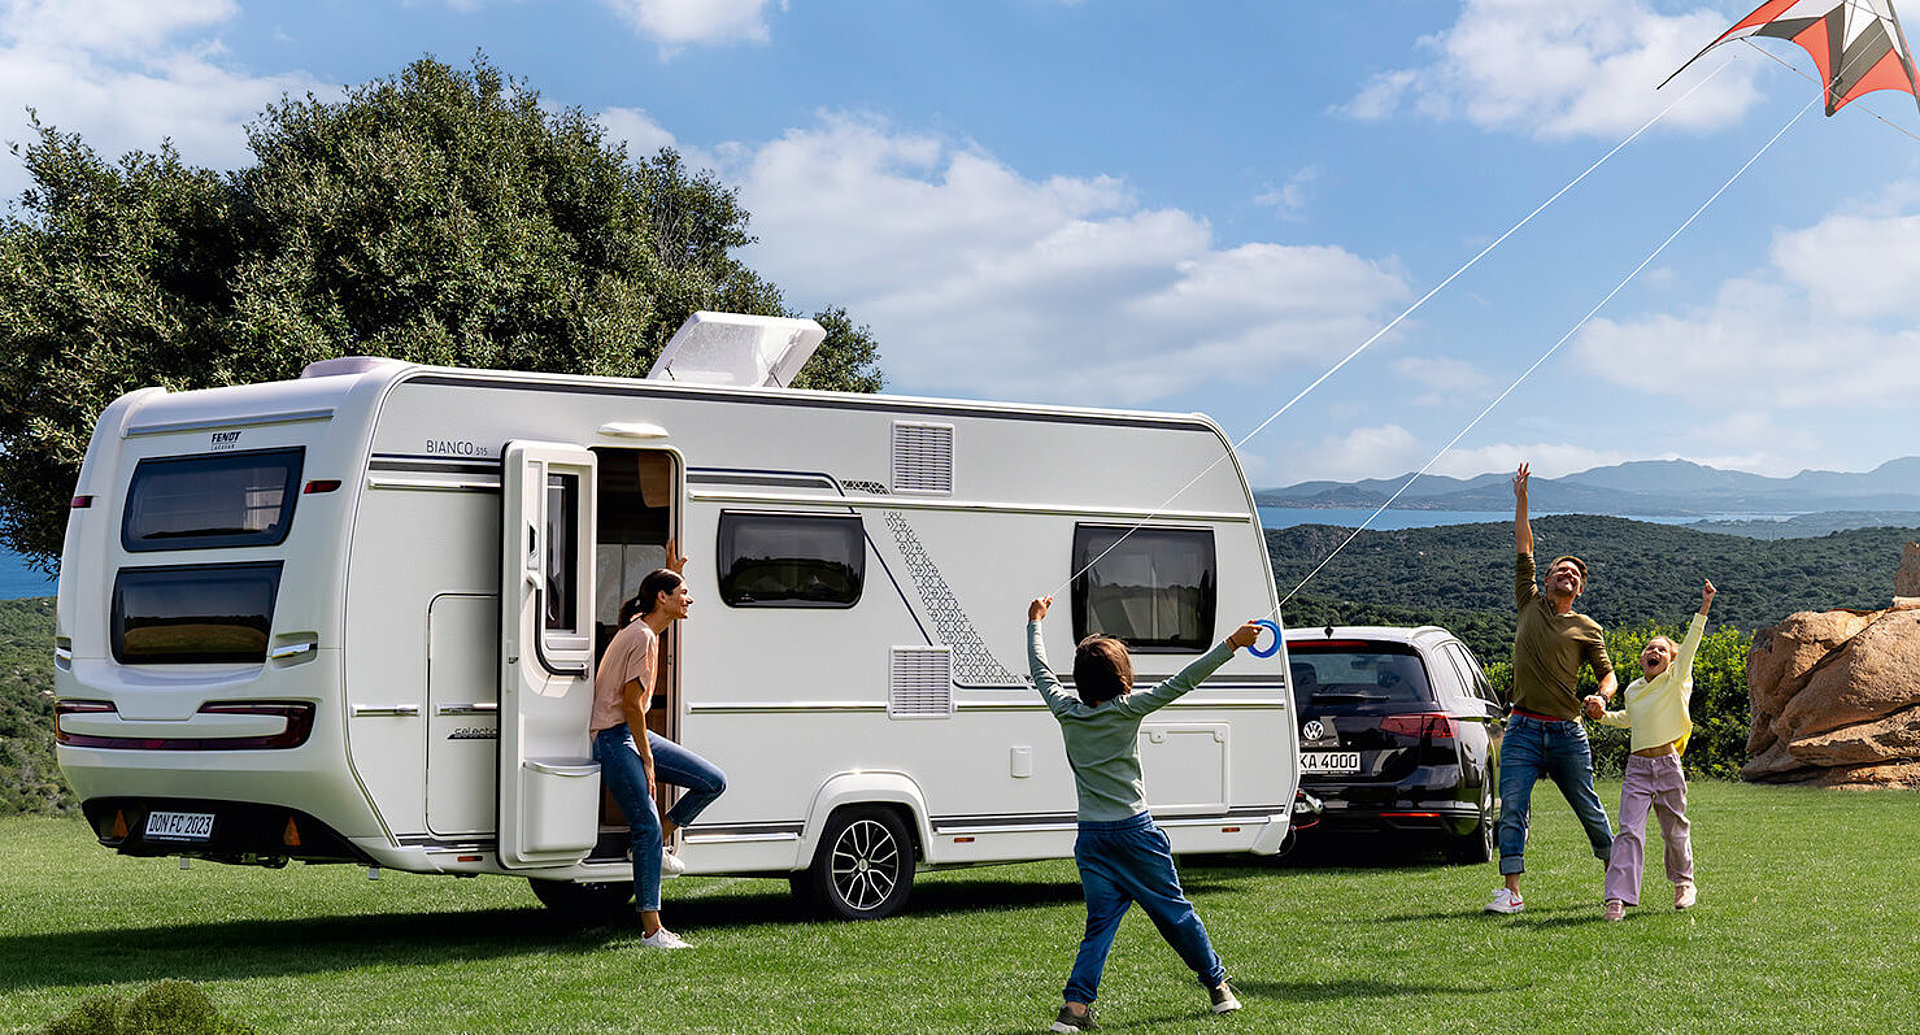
left=883, top=511, right=1021, bottom=686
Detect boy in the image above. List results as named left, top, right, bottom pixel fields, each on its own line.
left=1026, top=594, right=1264, bottom=1032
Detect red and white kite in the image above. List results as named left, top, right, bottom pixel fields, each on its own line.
left=1663, top=0, right=1920, bottom=116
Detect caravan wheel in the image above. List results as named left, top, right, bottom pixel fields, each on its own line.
left=800, top=806, right=915, bottom=921
left=529, top=877, right=634, bottom=920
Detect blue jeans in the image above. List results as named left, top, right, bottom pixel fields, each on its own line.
left=592, top=724, right=728, bottom=912
left=1497, top=714, right=1614, bottom=876
left=1064, top=812, right=1226, bottom=1005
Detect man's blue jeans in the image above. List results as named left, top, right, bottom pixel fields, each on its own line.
left=1497, top=714, right=1613, bottom=876
left=592, top=724, right=728, bottom=912
left=1064, top=812, right=1226, bottom=1005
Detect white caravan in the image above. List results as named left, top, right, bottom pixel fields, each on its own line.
left=53, top=313, right=1300, bottom=919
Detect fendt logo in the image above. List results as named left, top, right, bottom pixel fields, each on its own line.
left=210, top=431, right=242, bottom=451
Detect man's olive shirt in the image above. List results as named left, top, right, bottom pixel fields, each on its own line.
left=1510, top=552, right=1612, bottom=721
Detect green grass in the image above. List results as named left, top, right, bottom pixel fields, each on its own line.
left=4, top=781, right=1918, bottom=1034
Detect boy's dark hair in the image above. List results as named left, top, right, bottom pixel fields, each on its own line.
left=1073, top=635, right=1133, bottom=705
left=621, top=568, right=684, bottom=626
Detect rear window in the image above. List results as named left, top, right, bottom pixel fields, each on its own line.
left=112, top=563, right=283, bottom=664
left=1287, top=642, right=1433, bottom=706
left=1071, top=525, right=1215, bottom=652
left=122, top=448, right=304, bottom=552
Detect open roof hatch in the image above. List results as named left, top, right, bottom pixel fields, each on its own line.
left=645, top=311, right=825, bottom=388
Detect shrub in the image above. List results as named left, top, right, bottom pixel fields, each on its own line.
left=34, top=981, right=259, bottom=1035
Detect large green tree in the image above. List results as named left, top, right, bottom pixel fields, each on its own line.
left=0, top=55, right=882, bottom=569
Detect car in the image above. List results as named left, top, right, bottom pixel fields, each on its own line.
left=1284, top=625, right=1503, bottom=863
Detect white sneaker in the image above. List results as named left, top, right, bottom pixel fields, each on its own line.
left=662, top=847, right=686, bottom=877
left=1675, top=882, right=1696, bottom=910
left=1484, top=887, right=1524, bottom=914
left=640, top=926, right=691, bottom=949
left=1604, top=899, right=1625, bottom=921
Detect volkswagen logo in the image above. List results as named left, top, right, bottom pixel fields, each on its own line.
left=1302, top=720, right=1326, bottom=741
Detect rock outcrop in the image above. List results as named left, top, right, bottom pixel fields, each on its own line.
left=1745, top=549, right=1920, bottom=789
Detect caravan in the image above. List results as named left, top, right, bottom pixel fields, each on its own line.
left=53, top=313, right=1300, bottom=919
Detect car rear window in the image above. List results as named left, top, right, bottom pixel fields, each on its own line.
left=1287, top=642, right=1433, bottom=706
left=112, top=562, right=284, bottom=664
left=122, top=448, right=304, bottom=552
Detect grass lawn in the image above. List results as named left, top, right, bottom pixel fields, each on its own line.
left=3, top=779, right=1917, bottom=1034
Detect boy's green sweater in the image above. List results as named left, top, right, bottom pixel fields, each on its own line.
left=1028, top=621, right=1236, bottom=822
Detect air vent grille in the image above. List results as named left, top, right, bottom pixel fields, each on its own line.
left=892, top=422, right=953, bottom=495
left=888, top=647, right=953, bottom=718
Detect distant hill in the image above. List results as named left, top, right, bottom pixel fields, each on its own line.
left=1268, top=516, right=1920, bottom=662
left=1257, top=457, right=1920, bottom=518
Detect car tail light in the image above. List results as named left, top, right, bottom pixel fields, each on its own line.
left=1379, top=713, right=1458, bottom=740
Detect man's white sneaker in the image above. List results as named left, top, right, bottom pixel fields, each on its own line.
left=1484, top=887, right=1524, bottom=914
left=662, top=848, right=687, bottom=877
left=1604, top=899, right=1625, bottom=922
left=640, top=926, right=691, bottom=949
left=1675, top=882, right=1696, bottom=910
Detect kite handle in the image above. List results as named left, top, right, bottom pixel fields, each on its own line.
left=1247, top=619, right=1282, bottom=659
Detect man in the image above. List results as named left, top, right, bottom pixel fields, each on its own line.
left=1485, top=462, right=1616, bottom=915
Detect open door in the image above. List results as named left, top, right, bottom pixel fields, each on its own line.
left=499, top=441, right=600, bottom=869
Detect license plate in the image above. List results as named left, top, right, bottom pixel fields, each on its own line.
left=144, top=811, right=216, bottom=842
left=1300, top=752, right=1361, bottom=775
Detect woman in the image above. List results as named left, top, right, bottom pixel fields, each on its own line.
left=589, top=552, right=727, bottom=948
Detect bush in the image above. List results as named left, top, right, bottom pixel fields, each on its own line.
left=1487, top=621, right=1752, bottom=780
left=35, top=981, right=258, bottom=1035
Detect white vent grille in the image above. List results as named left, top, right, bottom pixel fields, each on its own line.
left=892, top=422, right=954, bottom=495
left=889, top=647, right=953, bottom=718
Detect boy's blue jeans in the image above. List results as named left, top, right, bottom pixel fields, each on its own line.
left=592, top=724, right=728, bottom=912
left=1496, top=713, right=1614, bottom=876
left=1065, top=812, right=1226, bottom=1004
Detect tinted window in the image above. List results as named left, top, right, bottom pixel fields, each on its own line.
left=1286, top=642, right=1433, bottom=706
left=544, top=473, right=581, bottom=633
left=122, top=449, right=303, bottom=552
left=718, top=513, right=864, bottom=608
left=1071, top=525, right=1215, bottom=652
left=1448, top=643, right=1500, bottom=705
left=112, top=563, right=283, bottom=664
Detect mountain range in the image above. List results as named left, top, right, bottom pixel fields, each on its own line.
left=1256, top=457, right=1920, bottom=517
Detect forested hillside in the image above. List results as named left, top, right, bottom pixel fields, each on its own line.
left=0, top=597, right=63, bottom=814
left=1270, top=516, right=1920, bottom=661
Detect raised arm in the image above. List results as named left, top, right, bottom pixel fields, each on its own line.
left=1513, top=463, right=1534, bottom=557
left=1673, top=579, right=1715, bottom=676
left=1026, top=596, right=1076, bottom=716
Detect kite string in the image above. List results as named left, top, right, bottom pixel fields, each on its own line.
left=1276, top=93, right=1820, bottom=612
left=1040, top=58, right=1739, bottom=603
left=1737, top=35, right=1920, bottom=143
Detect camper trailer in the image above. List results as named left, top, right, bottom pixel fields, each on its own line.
left=53, top=313, right=1300, bottom=920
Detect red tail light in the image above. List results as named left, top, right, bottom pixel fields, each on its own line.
left=1379, top=713, right=1458, bottom=739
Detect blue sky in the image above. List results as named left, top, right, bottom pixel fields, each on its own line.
left=4, top=0, right=1919, bottom=489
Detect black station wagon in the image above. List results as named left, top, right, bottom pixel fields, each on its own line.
left=1284, top=625, right=1503, bottom=863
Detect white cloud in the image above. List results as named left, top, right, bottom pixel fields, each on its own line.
left=598, top=106, right=678, bottom=156
left=0, top=0, right=325, bottom=197
left=1574, top=194, right=1920, bottom=409
left=1268, top=422, right=1630, bottom=485
left=1392, top=355, right=1491, bottom=406
left=1254, top=165, right=1320, bottom=220
left=729, top=113, right=1412, bottom=405
left=598, top=0, right=776, bottom=50
left=1339, top=0, right=1763, bottom=139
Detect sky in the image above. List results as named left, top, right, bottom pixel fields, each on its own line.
left=3, top=0, right=1919, bottom=490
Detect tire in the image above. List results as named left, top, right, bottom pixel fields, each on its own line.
left=799, top=806, right=915, bottom=920
left=1444, top=785, right=1496, bottom=865
left=528, top=877, right=634, bottom=920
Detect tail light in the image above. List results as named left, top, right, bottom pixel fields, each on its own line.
left=54, top=701, right=315, bottom=750
left=1379, top=713, right=1458, bottom=740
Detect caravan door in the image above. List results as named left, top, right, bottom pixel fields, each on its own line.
left=498, top=442, right=600, bottom=869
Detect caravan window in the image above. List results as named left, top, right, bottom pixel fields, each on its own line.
left=1071, top=525, right=1215, bottom=652
left=717, top=513, right=864, bottom=608
left=111, top=562, right=283, bottom=664
left=122, top=448, right=303, bottom=552
left=544, top=473, right=581, bottom=633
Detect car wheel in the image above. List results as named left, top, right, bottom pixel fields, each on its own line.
left=1444, top=785, right=1496, bottom=865
left=528, top=877, right=634, bottom=919
left=799, top=806, right=915, bottom=920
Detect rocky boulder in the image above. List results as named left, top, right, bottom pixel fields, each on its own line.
left=1745, top=593, right=1920, bottom=789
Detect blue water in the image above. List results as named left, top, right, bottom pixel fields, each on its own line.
left=0, top=550, right=57, bottom=600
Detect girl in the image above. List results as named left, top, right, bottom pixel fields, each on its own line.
left=1587, top=578, right=1714, bottom=919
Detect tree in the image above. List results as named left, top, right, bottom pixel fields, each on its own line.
left=0, top=55, right=884, bottom=569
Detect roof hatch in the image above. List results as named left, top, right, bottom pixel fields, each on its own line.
left=646, top=311, right=825, bottom=388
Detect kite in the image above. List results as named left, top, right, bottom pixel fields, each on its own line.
left=1663, top=0, right=1920, bottom=116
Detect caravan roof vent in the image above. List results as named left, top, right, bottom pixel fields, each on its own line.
left=646, top=311, right=825, bottom=388
left=888, top=647, right=953, bottom=719
left=300, top=356, right=405, bottom=379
